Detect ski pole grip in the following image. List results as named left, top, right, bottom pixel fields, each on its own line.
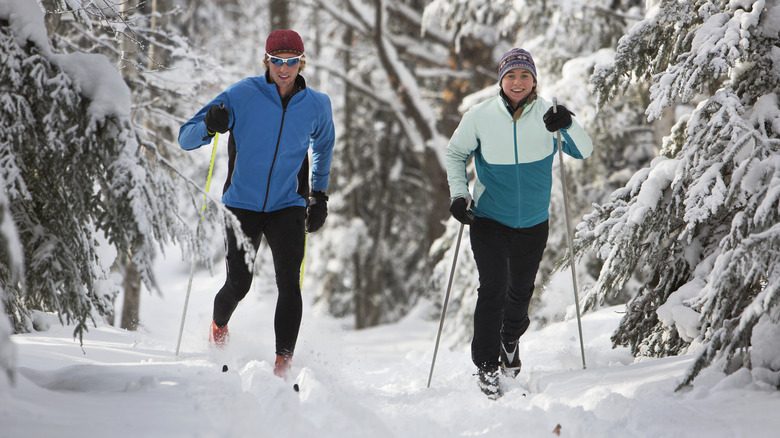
left=553, top=97, right=558, bottom=114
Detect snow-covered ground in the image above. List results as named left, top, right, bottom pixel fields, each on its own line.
left=2, top=246, right=779, bottom=438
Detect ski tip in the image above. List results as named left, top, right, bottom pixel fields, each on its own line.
left=222, top=364, right=229, bottom=373
left=293, top=383, right=300, bottom=392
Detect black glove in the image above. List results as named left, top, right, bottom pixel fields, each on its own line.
left=543, top=105, right=574, bottom=132
left=204, top=104, right=230, bottom=134
left=449, top=197, right=476, bottom=225
left=306, top=191, right=328, bottom=233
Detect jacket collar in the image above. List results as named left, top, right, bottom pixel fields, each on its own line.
left=264, top=72, right=307, bottom=97
left=499, top=88, right=537, bottom=122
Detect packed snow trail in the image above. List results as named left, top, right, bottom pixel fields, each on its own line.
left=3, top=249, right=780, bottom=437
left=6, top=304, right=780, bottom=437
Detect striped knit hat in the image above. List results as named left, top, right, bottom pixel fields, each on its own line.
left=265, top=30, right=304, bottom=55
left=498, top=48, right=536, bottom=83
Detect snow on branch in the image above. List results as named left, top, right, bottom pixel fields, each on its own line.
left=0, top=0, right=199, bottom=340
left=580, top=0, right=779, bottom=387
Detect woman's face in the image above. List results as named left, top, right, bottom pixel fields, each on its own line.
left=500, top=69, right=536, bottom=107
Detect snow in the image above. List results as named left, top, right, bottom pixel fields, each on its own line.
left=2, top=245, right=780, bottom=438
left=1, top=0, right=131, bottom=121
left=53, top=51, right=132, bottom=119
left=656, top=278, right=704, bottom=343
left=752, top=315, right=780, bottom=371
left=0, top=0, right=49, bottom=51
left=627, top=157, right=678, bottom=226
left=683, top=163, right=727, bottom=227
left=0, top=299, right=15, bottom=387
left=3, top=0, right=780, bottom=436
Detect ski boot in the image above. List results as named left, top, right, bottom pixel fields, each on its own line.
left=209, top=321, right=229, bottom=348
left=500, top=339, right=522, bottom=378
left=477, top=367, right=501, bottom=400
left=274, top=354, right=293, bottom=380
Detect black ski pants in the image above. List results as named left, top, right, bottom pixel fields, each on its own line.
left=469, top=218, right=548, bottom=371
left=213, top=206, right=306, bottom=356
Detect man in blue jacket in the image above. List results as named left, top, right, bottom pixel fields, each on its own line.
left=178, top=30, right=335, bottom=380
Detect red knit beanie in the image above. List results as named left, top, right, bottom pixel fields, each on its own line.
left=265, top=30, right=304, bottom=55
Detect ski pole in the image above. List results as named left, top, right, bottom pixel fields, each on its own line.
left=175, top=128, right=220, bottom=357
left=553, top=97, right=586, bottom=369
left=427, top=222, right=465, bottom=388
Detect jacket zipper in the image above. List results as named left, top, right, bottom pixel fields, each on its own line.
left=513, top=120, right=522, bottom=228
left=261, top=106, right=287, bottom=212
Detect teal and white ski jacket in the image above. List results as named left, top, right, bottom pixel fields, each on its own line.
left=446, top=95, right=593, bottom=229
left=178, top=74, right=335, bottom=213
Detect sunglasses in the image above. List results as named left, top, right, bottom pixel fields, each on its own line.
left=267, top=54, right=303, bottom=67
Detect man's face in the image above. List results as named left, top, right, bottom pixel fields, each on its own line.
left=267, top=52, right=303, bottom=95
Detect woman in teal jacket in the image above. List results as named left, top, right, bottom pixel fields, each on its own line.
left=178, top=30, right=335, bottom=380
left=445, top=48, right=593, bottom=397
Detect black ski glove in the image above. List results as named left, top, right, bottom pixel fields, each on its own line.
left=543, top=105, right=574, bottom=132
left=306, top=191, right=328, bottom=233
left=204, top=104, right=230, bottom=134
left=449, top=197, right=476, bottom=225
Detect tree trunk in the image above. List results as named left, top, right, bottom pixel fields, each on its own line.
left=40, top=0, right=62, bottom=37
left=430, top=38, right=495, bottom=244
left=120, top=253, right=141, bottom=331
left=270, top=0, right=289, bottom=29
left=117, top=0, right=175, bottom=330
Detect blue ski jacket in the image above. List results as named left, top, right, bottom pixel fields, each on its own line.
left=446, top=95, right=593, bottom=229
left=178, top=74, right=335, bottom=213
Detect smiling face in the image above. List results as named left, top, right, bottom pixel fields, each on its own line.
left=266, top=52, right=303, bottom=97
left=500, top=68, right=536, bottom=108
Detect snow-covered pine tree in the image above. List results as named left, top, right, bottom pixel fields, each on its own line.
left=41, top=0, right=218, bottom=330
left=584, top=0, right=779, bottom=387
left=0, top=171, right=21, bottom=387
left=0, top=2, right=203, bottom=340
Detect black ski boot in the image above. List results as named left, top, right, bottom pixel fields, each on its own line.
left=477, top=367, right=501, bottom=400
left=500, top=339, right=521, bottom=378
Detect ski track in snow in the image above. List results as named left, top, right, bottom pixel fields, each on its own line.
left=3, top=251, right=780, bottom=438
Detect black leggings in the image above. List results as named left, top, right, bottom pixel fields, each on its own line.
left=213, top=206, right=306, bottom=356
left=469, top=218, right=549, bottom=370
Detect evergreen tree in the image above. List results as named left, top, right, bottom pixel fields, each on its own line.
left=584, top=0, right=780, bottom=387
left=0, top=2, right=211, bottom=340
left=0, top=171, right=21, bottom=387
left=40, top=0, right=221, bottom=330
